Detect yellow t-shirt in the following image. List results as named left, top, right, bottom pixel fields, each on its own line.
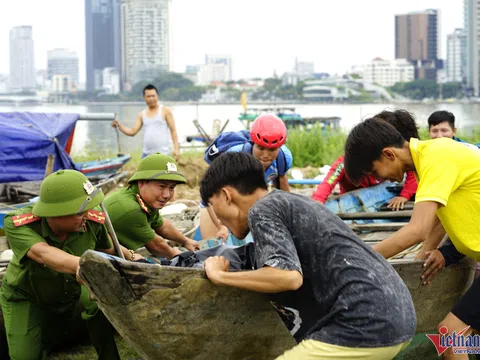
left=410, top=138, right=480, bottom=260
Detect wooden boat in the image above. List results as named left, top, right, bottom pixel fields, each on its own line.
left=324, top=182, right=401, bottom=214
left=238, top=106, right=341, bottom=130
left=79, top=250, right=296, bottom=360
left=79, top=240, right=474, bottom=360
left=0, top=171, right=129, bottom=228
left=77, top=154, right=131, bottom=177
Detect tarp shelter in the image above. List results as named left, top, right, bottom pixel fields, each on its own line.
left=0, top=112, right=79, bottom=183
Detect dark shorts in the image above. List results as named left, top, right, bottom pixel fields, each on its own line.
left=451, top=276, right=480, bottom=331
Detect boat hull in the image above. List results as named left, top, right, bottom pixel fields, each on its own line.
left=324, top=182, right=401, bottom=214
left=79, top=251, right=296, bottom=360
left=79, top=247, right=474, bottom=360
left=77, top=155, right=131, bottom=177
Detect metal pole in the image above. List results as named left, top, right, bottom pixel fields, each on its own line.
left=78, top=113, right=116, bottom=121
left=100, top=202, right=125, bottom=259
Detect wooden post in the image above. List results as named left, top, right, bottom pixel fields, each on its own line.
left=44, top=154, right=55, bottom=178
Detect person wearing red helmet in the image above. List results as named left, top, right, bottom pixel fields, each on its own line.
left=200, top=114, right=293, bottom=241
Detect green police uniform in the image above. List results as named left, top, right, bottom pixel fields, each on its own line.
left=0, top=170, right=120, bottom=360
left=104, top=153, right=187, bottom=251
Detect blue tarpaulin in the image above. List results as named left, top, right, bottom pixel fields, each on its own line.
left=0, top=112, right=80, bottom=183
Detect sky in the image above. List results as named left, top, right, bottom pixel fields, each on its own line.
left=0, top=0, right=464, bottom=82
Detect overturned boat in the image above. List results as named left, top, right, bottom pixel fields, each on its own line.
left=79, top=233, right=474, bottom=360
left=79, top=250, right=296, bottom=360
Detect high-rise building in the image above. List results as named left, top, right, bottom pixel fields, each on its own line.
left=102, top=67, right=121, bottom=94
left=294, top=58, right=314, bottom=78
left=464, top=0, right=480, bottom=96
left=205, top=55, right=232, bottom=79
left=395, top=9, right=441, bottom=81
left=85, top=0, right=122, bottom=91
left=361, top=58, right=415, bottom=87
left=9, top=26, right=35, bottom=92
left=47, top=49, right=79, bottom=87
left=121, top=0, right=172, bottom=89
left=446, top=29, right=466, bottom=83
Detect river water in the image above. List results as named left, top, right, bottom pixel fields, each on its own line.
left=1, top=102, right=479, bottom=157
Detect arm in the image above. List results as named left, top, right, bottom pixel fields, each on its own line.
left=438, top=240, right=465, bottom=267
left=415, top=216, right=446, bottom=259
left=27, top=243, right=79, bottom=274
left=99, top=244, right=138, bottom=261
left=312, top=157, right=345, bottom=203
left=399, top=171, right=418, bottom=200
left=372, top=201, right=441, bottom=259
left=155, top=219, right=200, bottom=251
left=145, top=234, right=182, bottom=259
left=388, top=171, right=418, bottom=211
left=112, top=112, right=143, bottom=136
left=164, top=107, right=180, bottom=159
left=207, top=205, right=229, bottom=241
left=278, top=175, right=290, bottom=192
left=204, top=257, right=303, bottom=293
left=421, top=241, right=465, bottom=284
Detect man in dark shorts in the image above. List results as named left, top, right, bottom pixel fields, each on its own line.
left=200, top=152, right=416, bottom=359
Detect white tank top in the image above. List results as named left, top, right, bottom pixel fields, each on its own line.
left=141, top=105, right=170, bottom=156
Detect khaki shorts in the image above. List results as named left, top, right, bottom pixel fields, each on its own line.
left=276, top=339, right=410, bottom=360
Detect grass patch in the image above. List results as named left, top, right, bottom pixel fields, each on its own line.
left=71, top=149, right=205, bottom=174
left=286, top=126, right=346, bottom=168
left=418, top=127, right=480, bottom=144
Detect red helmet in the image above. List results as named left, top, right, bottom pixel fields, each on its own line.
left=250, top=114, right=287, bottom=148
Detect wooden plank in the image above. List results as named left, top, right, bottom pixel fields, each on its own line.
left=358, top=231, right=395, bottom=242
left=338, top=210, right=412, bottom=220
left=379, top=201, right=415, bottom=211
left=349, top=223, right=406, bottom=232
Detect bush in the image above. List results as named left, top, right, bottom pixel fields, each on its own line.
left=286, top=125, right=346, bottom=168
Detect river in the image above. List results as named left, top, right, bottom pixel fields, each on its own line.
left=1, top=102, right=479, bottom=157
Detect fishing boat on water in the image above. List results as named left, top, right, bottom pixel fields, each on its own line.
left=239, top=106, right=341, bottom=130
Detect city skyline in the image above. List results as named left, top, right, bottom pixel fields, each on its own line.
left=0, top=0, right=463, bottom=84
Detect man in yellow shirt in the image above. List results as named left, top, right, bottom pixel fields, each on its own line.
left=343, top=117, right=480, bottom=360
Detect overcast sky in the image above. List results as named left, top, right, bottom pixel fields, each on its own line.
left=0, top=0, right=463, bottom=82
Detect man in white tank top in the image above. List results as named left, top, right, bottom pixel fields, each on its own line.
left=112, top=84, right=180, bottom=160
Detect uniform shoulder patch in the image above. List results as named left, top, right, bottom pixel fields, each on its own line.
left=11, top=213, right=41, bottom=227
left=135, top=194, right=150, bottom=214
left=87, top=210, right=106, bottom=224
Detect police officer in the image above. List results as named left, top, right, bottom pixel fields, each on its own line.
left=0, top=170, right=133, bottom=360
left=105, top=153, right=200, bottom=258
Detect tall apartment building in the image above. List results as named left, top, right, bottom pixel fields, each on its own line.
left=47, top=49, right=79, bottom=87
left=446, top=29, right=466, bottom=83
left=85, top=0, right=122, bottom=91
left=395, top=9, right=441, bottom=81
left=121, top=0, right=171, bottom=89
left=464, top=0, right=480, bottom=96
left=9, top=26, right=35, bottom=92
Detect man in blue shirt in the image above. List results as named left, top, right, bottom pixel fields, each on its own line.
left=200, top=114, right=293, bottom=240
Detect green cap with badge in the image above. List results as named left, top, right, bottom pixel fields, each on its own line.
left=33, top=170, right=104, bottom=217
left=128, top=153, right=187, bottom=184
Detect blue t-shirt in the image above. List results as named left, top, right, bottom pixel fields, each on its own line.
left=227, top=144, right=293, bottom=183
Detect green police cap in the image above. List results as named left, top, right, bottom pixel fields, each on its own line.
left=128, top=153, right=187, bottom=184
left=33, top=170, right=105, bottom=217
